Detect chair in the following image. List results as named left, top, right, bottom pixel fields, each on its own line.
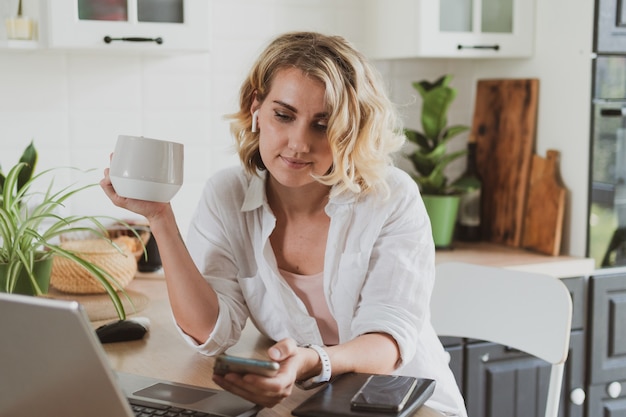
left=431, top=262, right=573, bottom=417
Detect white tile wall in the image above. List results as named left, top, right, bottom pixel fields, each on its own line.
left=0, top=0, right=593, bottom=256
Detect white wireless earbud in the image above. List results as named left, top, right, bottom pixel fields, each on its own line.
left=251, top=110, right=259, bottom=133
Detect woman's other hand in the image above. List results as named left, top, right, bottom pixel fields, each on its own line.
left=211, top=338, right=305, bottom=408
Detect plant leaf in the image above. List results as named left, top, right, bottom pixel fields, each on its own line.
left=412, top=74, right=451, bottom=97
left=422, top=87, right=457, bottom=141
left=0, top=160, right=133, bottom=320
left=46, top=244, right=127, bottom=319
left=404, top=74, right=469, bottom=195
left=404, top=129, right=431, bottom=150
left=17, top=141, right=37, bottom=194
left=442, top=125, right=470, bottom=140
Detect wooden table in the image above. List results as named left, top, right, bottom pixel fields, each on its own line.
left=100, top=274, right=444, bottom=417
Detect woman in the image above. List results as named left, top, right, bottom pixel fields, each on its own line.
left=101, top=31, right=467, bottom=416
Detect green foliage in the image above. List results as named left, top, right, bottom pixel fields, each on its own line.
left=0, top=140, right=37, bottom=202
left=404, top=74, right=470, bottom=195
left=0, top=142, right=136, bottom=319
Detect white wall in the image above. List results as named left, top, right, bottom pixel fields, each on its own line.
left=0, top=0, right=594, bottom=256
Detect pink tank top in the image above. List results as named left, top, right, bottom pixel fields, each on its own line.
left=279, top=269, right=339, bottom=346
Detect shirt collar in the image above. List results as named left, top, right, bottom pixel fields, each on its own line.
left=241, top=170, right=267, bottom=212
left=239, top=169, right=359, bottom=213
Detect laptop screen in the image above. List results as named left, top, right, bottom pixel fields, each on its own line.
left=0, top=293, right=134, bottom=417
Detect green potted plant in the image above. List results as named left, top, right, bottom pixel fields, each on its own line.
left=404, top=74, right=469, bottom=248
left=0, top=141, right=136, bottom=319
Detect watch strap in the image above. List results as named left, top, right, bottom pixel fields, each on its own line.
left=297, top=344, right=331, bottom=389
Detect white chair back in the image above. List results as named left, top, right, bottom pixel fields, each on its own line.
left=432, top=262, right=573, bottom=417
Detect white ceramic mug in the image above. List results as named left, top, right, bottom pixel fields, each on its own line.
left=109, top=135, right=184, bottom=203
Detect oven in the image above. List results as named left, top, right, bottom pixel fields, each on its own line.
left=596, top=0, right=626, bottom=53
left=589, top=56, right=626, bottom=267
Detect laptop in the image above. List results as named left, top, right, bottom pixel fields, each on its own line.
left=0, top=292, right=259, bottom=417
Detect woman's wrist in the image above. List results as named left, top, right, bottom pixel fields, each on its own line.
left=296, top=344, right=332, bottom=389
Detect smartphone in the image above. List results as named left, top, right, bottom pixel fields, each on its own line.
left=350, top=375, right=418, bottom=412
left=213, top=354, right=280, bottom=377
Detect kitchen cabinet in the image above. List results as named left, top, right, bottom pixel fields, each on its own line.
left=586, top=272, right=626, bottom=416
left=434, top=242, right=626, bottom=417
left=440, top=276, right=585, bottom=417
left=360, top=0, right=535, bottom=59
left=587, top=382, right=626, bottom=416
left=440, top=337, right=464, bottom=393
left=38, top=0, right=209, bottom=52
left=461, top=330, right=584, bottom=417
left=464, top=341, right=551, bottom=417
left=588, top=272, right=626, bottom=384
left=433, top=241, right=626, bottom=417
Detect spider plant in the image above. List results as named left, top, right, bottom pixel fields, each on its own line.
left=0, top=141, right=137, bottom=319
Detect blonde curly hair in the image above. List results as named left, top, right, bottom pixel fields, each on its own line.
left=228, top=31, right=405, bottom=197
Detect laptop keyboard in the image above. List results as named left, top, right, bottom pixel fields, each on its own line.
left=129, top=398, right=219, bottom=416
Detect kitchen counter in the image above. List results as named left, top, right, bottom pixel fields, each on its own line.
left=436, top=241, right=596, bottom=278
left=138, top=241, right=596, bottom=281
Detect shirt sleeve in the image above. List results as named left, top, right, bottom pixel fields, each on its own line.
left=182, top=169, right=252, bottom=354
left=350, top=171, right=435, bottom=367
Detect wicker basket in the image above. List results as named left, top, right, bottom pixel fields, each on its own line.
left=51, top=238, right=138, bottom=294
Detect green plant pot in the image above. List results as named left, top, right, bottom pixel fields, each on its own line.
left=422, top=194, right=461, bottom=249
left=0, top=258, right=53, bottom=295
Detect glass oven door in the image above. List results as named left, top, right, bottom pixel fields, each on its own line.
left=589, top=56, right=626, bottom=267
left=596, top=0, right=626, bottom=53
left=590, top=101, right=626, bottom=266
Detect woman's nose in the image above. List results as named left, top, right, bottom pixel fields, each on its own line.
left=287, top=126, right=311, bottom=153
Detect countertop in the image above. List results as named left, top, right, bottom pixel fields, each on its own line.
left=436, top=241, right=596, bottom=278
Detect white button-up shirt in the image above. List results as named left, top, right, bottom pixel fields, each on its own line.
left=183, top=166, right=467, bottom=417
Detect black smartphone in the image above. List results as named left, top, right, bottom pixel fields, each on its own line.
left=350, top=375, right=418, bottom=412
left=213, top=354, right=280, bottom=377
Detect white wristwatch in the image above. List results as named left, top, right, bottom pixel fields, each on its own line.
left=297, top=344, right=332, bottom=389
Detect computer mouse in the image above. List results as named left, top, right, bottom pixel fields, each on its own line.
left=96, top=318, right=149, bottom=344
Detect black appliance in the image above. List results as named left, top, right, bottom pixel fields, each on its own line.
left=587, top=1, right=626, bottom=267
left=595, top=0, right=626, bottom=53
left=589, top=56, right=626, bottom=267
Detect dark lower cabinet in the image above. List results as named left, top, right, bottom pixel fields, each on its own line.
left=587, top=272, right=626, bottom=417
left=563, top=331, right=586, bottom=417
left=440, top=276, right=586, bottom=417
left=462, top=330, right=584, bottom=417
left=436, top=262, right=626, bottom=417
left=465, top=340, right=550, bottom=417
left=441, top=337, right=463, bottom=393
left=587, top=381, right=626, bottom=416
left=588, top=273, right=626, bottom=385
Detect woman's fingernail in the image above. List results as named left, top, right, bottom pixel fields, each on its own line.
left=269, top=347, right=281, bottom=359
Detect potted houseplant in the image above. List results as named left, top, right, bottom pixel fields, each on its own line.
left=0, top=141, right=137, bottom=319
left=404, top=74, right=469, bottom=248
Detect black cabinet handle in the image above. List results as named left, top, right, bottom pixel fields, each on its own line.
left=457, top=44, right=500, bottom=51
left=600, top=108, right=626, bottom=117
left=103, top=36, right=163, bottom=45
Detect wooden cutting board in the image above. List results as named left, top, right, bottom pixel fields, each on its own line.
left=472, top=78, right=539, bottom=247
left=521, top=150, right=566, bottom=256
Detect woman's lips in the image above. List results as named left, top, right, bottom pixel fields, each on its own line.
left=281, top=156, right=310, bottom=169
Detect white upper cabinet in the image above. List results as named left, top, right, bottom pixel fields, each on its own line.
left=40, top=0, right=210, bottom=52
left=361, top=0, right=535, bottom=59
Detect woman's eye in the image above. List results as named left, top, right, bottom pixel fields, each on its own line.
left=314, top=122, right=328, bottom=132
left=274, top=111, right=292, bottom=122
